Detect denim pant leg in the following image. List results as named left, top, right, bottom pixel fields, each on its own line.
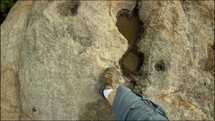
left=113, top=85, right=169, bottom=120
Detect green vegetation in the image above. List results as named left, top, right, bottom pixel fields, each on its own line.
left=0, top=0, right=17, bottom=24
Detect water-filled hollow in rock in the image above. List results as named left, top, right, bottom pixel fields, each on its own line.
left=116, top=7, right=144, bottom=77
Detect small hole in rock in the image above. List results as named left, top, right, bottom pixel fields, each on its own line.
left=70, top=2, right=80, bottom=16
left=154, top=60, right=166, bottom=72
left=32, top=106, right=37, bottom=112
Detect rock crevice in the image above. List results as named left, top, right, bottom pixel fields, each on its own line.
left=116, top=4, right=145, bottom=86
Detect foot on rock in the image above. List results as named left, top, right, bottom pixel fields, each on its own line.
left=103, top=67, right=124, bottom=90
left=101, top=68, right=124, bottom=99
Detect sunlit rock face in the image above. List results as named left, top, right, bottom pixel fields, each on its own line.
left=136, top=1, right=214, bottom=120
left=1, top=0, right=214, bottom=120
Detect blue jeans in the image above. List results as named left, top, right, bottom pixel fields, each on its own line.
left=113, top=85, right=169, bottom=120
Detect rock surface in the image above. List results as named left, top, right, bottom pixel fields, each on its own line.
left=1, top=0, right=214, bottom=120
left=1, top=1, right=34, bottom=119
left=136, top=1, right=214, bottom=120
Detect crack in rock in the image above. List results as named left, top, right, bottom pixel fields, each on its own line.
left=116, top=5, right=145, bottom=92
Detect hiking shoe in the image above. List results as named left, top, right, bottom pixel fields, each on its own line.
left=103, top=67, right=125, bottom=90
left=100, top=67, right=125, bottom=98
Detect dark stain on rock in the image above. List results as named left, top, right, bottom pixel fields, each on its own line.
left=198, top=59, right=207, bottom=70
left=198, top=43, right=214, bottom=72
left=67, top=24, right=93, bottom=47
left=26, top=11, right=45, bottom=27
left=58, top=1, right=80, bottom=16
left=206, top=43, right=214, bottom=71
left=32, top=106, right=37, bottom=112
left=70, top=1, right=80, bottom=16
left=116, top=5, right=144, bottom=90
left=74, top=36, right=93, bottom=47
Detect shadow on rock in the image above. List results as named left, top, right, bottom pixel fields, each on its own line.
left=79, top=99, right=115, bottom=120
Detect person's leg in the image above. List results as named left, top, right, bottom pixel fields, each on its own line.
left=102, top=67, right=124, bottom=105
left=101, top=67, right=169, bottom=120
left=109, top=84, right=169, bottom=120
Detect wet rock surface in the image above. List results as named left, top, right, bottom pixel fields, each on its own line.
left=1, top=0, right=214, bottom=120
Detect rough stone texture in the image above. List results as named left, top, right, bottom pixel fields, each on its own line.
left=136, top=1, right=214, bottom=120
left=1, top=1, right=34, bottom=120
left=1, top=0, right=134, bottom=120
left=1, top=0, right=214, bottom=120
